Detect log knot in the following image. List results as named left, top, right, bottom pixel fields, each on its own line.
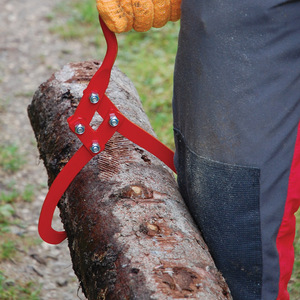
left=116, top=184, right=153, bottom=199
left=155, top=265, right=203, bottom=296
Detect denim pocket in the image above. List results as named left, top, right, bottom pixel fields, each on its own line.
left=174, top=129, right=262, bottom=300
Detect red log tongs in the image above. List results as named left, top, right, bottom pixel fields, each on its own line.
left=38, top=17, right=176, bottom=245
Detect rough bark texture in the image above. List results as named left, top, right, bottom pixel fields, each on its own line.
left=28, top=61, right=232, bottom=300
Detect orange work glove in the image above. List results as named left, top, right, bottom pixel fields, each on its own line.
left=96, top=0, right=181, bottom=33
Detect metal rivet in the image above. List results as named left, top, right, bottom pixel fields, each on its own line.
left=75, top=124, right=85, bottom=135
left=89, top=93, right=99, bottom=104
left=109, top=115, right=119, bottom=127
left=90, top=143, right=101, bottom=154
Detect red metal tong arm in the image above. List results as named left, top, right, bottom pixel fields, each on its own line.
left=38, top=17, right=176, bottom=245
left=68, top=16, right=118, bottom=126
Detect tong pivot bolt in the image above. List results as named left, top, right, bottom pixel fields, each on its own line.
left=90, top=143, right=101, bottom=154
left=89, top=93, right=100, bottom=104
left=109, top=115, right=119, bottom=127
left=75, top=124, right=85, bottom=135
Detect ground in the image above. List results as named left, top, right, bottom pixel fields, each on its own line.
left=0, top=0, right=98, bottom=298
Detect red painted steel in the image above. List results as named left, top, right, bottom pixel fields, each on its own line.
left=276, top=121, right=300, bottom=300
left=38, top=16, right=176, bottom=244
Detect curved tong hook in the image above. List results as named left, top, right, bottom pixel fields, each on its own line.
left=38, top=17, right=176, bottom=245
left=38, top=17, right=118, bottom=244
left=69, top=16, right=118, bottom=124
left=99, top=16, right=118, bottom=76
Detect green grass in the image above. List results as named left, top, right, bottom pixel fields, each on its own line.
left=0, top=144, right=25, bottom=173
left=0, top=98, right=7, bottom=113
left=0, top=181, right=40, bottom=296
left=289, top=210, right=300, bottom=298
left=0, top=204, right=14, bottom=234
left=0, top=184, right=16, bottom=234
left=22, top=185, right=35, bottom=203
left=0, top=190, right=19, bottom=204
left=50, top=0, right=99, bottom=40
left=0, top=182, right=36, bottom=232
left=0, top=240, right=17, bottom=261
left=0, top=271, right=41, bottom=300
left=117, top=25, right=179, bottom=147
left=0, top=179, right=41, bottom=296
left=0, top=182, right=37, bottom=261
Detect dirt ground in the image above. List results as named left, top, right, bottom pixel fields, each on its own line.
left=0, top=0, right=102, bottom=298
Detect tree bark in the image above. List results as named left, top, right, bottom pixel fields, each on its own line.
left=28, top=61, right=232, bottom=300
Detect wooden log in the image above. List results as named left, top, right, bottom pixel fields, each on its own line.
left=28, top=61, right=232, bottom=300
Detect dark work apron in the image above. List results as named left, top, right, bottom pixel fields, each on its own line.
left=173, top=1, right=300, bottom=299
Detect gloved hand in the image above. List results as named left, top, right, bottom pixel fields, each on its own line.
left=96, top=0, right=181, bottom=33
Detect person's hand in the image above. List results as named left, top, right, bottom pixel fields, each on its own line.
left=96, top=0, right=181, bottom=33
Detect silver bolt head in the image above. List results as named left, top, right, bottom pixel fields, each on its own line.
left=109, top=116, right=119, bottom=127
left=89, top=93, right=100, bottom=104
left=90, top=143, right=101, bottom=154
left=75, top=124, right=85, bottom=135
